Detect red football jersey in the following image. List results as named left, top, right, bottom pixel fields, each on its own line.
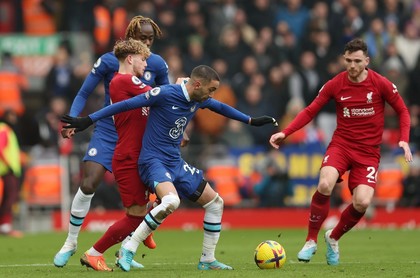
left=109, top=73, right=152, bottom=155
left=283, top=69, right=410, bottom=147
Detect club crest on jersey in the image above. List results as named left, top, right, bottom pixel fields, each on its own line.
left=88, top=148, right=98, bottom=157
left=131, top=76, right=141, bottom=85
left=143, top=71, right=151, bottom=81
left=150, top=87, right=161, bottom=96
left=367, top=92, right=373, bottom=103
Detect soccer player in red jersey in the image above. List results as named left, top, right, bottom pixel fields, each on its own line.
left=269, top=38, right=413, bottom=266
left=79, top=39, right=152, bottom=271
left=54, top=16, right=167, bottom=270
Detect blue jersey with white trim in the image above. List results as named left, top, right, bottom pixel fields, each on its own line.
left=89, top=82, right=251, bottom=164
left=69, top=51, right=169, bottom=136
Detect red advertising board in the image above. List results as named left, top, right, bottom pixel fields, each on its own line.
left=52, top=208, right=420, bottom=231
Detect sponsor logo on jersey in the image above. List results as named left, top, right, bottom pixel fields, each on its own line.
left=172, top=106, right=179, bottom=110
left=190, top=105, right=197, bottom=112
left=142, top=107, right=149, bottom=116
left=88, top=148, right=98, bottom=157
left=165, top=172, right=172, bottom=179
left=343, top=107, right=375, bottom=117
left=323, top=155, right=329, bottom=164
left=132, top=76, right=141, bottom=85
left=340, top=96, right=352, bottom=101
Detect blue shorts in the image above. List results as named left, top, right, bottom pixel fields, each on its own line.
left=139, top=158, right=204, bottom=200
left=83, top=127, right=117, bottom=172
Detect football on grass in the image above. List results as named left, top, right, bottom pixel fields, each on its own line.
left=254, top=240, right=286, bottom=269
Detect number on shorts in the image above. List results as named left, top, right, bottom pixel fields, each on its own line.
left=183, top=162, right=198, bottom=175
left=366, top=166, right=377, bottom=183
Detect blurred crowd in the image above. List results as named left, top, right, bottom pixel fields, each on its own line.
left=1, top=0, right=420, bottom=211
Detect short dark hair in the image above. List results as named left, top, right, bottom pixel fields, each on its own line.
left=344, top=38, right=368, bottom=55
left=191, top=65, right=220, bottom=84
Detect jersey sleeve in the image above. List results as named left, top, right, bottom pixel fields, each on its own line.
left=380, top=78, right=411, bottom=142
left=126, top=76, right=152, bottom=96
left=90, top=87, right=160, bottom=122
left=154, top=55, right=169, bottom=85
left=283, top=81, right=333, bottom=137
left=204, top=99, right=250, bottom=123
left=69, top=55, right=112, bottom=116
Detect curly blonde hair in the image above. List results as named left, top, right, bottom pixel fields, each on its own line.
left=113, top=38, right=151, bottom=60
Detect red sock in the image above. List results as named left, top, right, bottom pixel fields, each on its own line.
left=331, top=203, right=364, bottom=240
left=93, top=214, right=143, bottom=253
left=306, top=191, right=330, bottom=242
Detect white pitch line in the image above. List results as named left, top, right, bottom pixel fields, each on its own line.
left=0, top=261, right=418, bottom=268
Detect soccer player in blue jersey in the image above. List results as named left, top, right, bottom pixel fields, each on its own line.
left=53, top=16, right=179, bottom=269
left=61, top=64, right=278, bottom=271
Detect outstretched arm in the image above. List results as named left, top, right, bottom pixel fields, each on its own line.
left=207, top=99, right=278, bottom=126
left=61, top=89, right=154, bottom=132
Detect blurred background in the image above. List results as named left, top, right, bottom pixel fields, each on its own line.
left=0, top=0, right=419, bottom=234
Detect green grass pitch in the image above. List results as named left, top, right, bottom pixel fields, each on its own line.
left=0, top=229, right=419, bottom=277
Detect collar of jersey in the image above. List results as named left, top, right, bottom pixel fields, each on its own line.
left=181, top=81, right=191, bottom=102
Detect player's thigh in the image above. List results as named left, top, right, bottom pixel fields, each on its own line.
left=348, top=151, right=380, bottom=191
left=113, top=158, right=149, bottom=208
left=155, top=181, right=178, bottom=199
left=80, top=161, right=107, bottom=193
left=195, top=182, right=218, bottom=207
left=172, top=160, right=205, bottom=202
left=139, top=159, right=170, bottom=191
left=319, top=166, right=341, bottom=193
left=322, top=145, right=352, bottom=175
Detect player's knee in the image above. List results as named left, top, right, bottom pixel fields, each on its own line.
left=353, top=199, right=370, bottom=212
left=79, top=178, right=100, bottom=194
left=317, top=179, right=333, bottom=195
left=203, top=194, right=224, bottom=213
left=161, top=194, right=180, bottom=215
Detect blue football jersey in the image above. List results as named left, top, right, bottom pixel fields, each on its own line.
left=68, top=51, right=169, bottom=170
left=69, top=52, right=168, bottom=131
left=89, top=82, right=251, bottom=165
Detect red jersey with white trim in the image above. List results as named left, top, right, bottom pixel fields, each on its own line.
left=109, top=73, right=152, bottom=155
left=283, top=69, right=410, bottom=148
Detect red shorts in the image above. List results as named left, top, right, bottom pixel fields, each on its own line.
left=322, top=143, right=380, bottom=193
left=112, top=152, right=149, bottom=207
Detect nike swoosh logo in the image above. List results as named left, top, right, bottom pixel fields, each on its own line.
left=340, top=96, right=352, bottom=101
left=172, top=106, right=179, bottom=110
